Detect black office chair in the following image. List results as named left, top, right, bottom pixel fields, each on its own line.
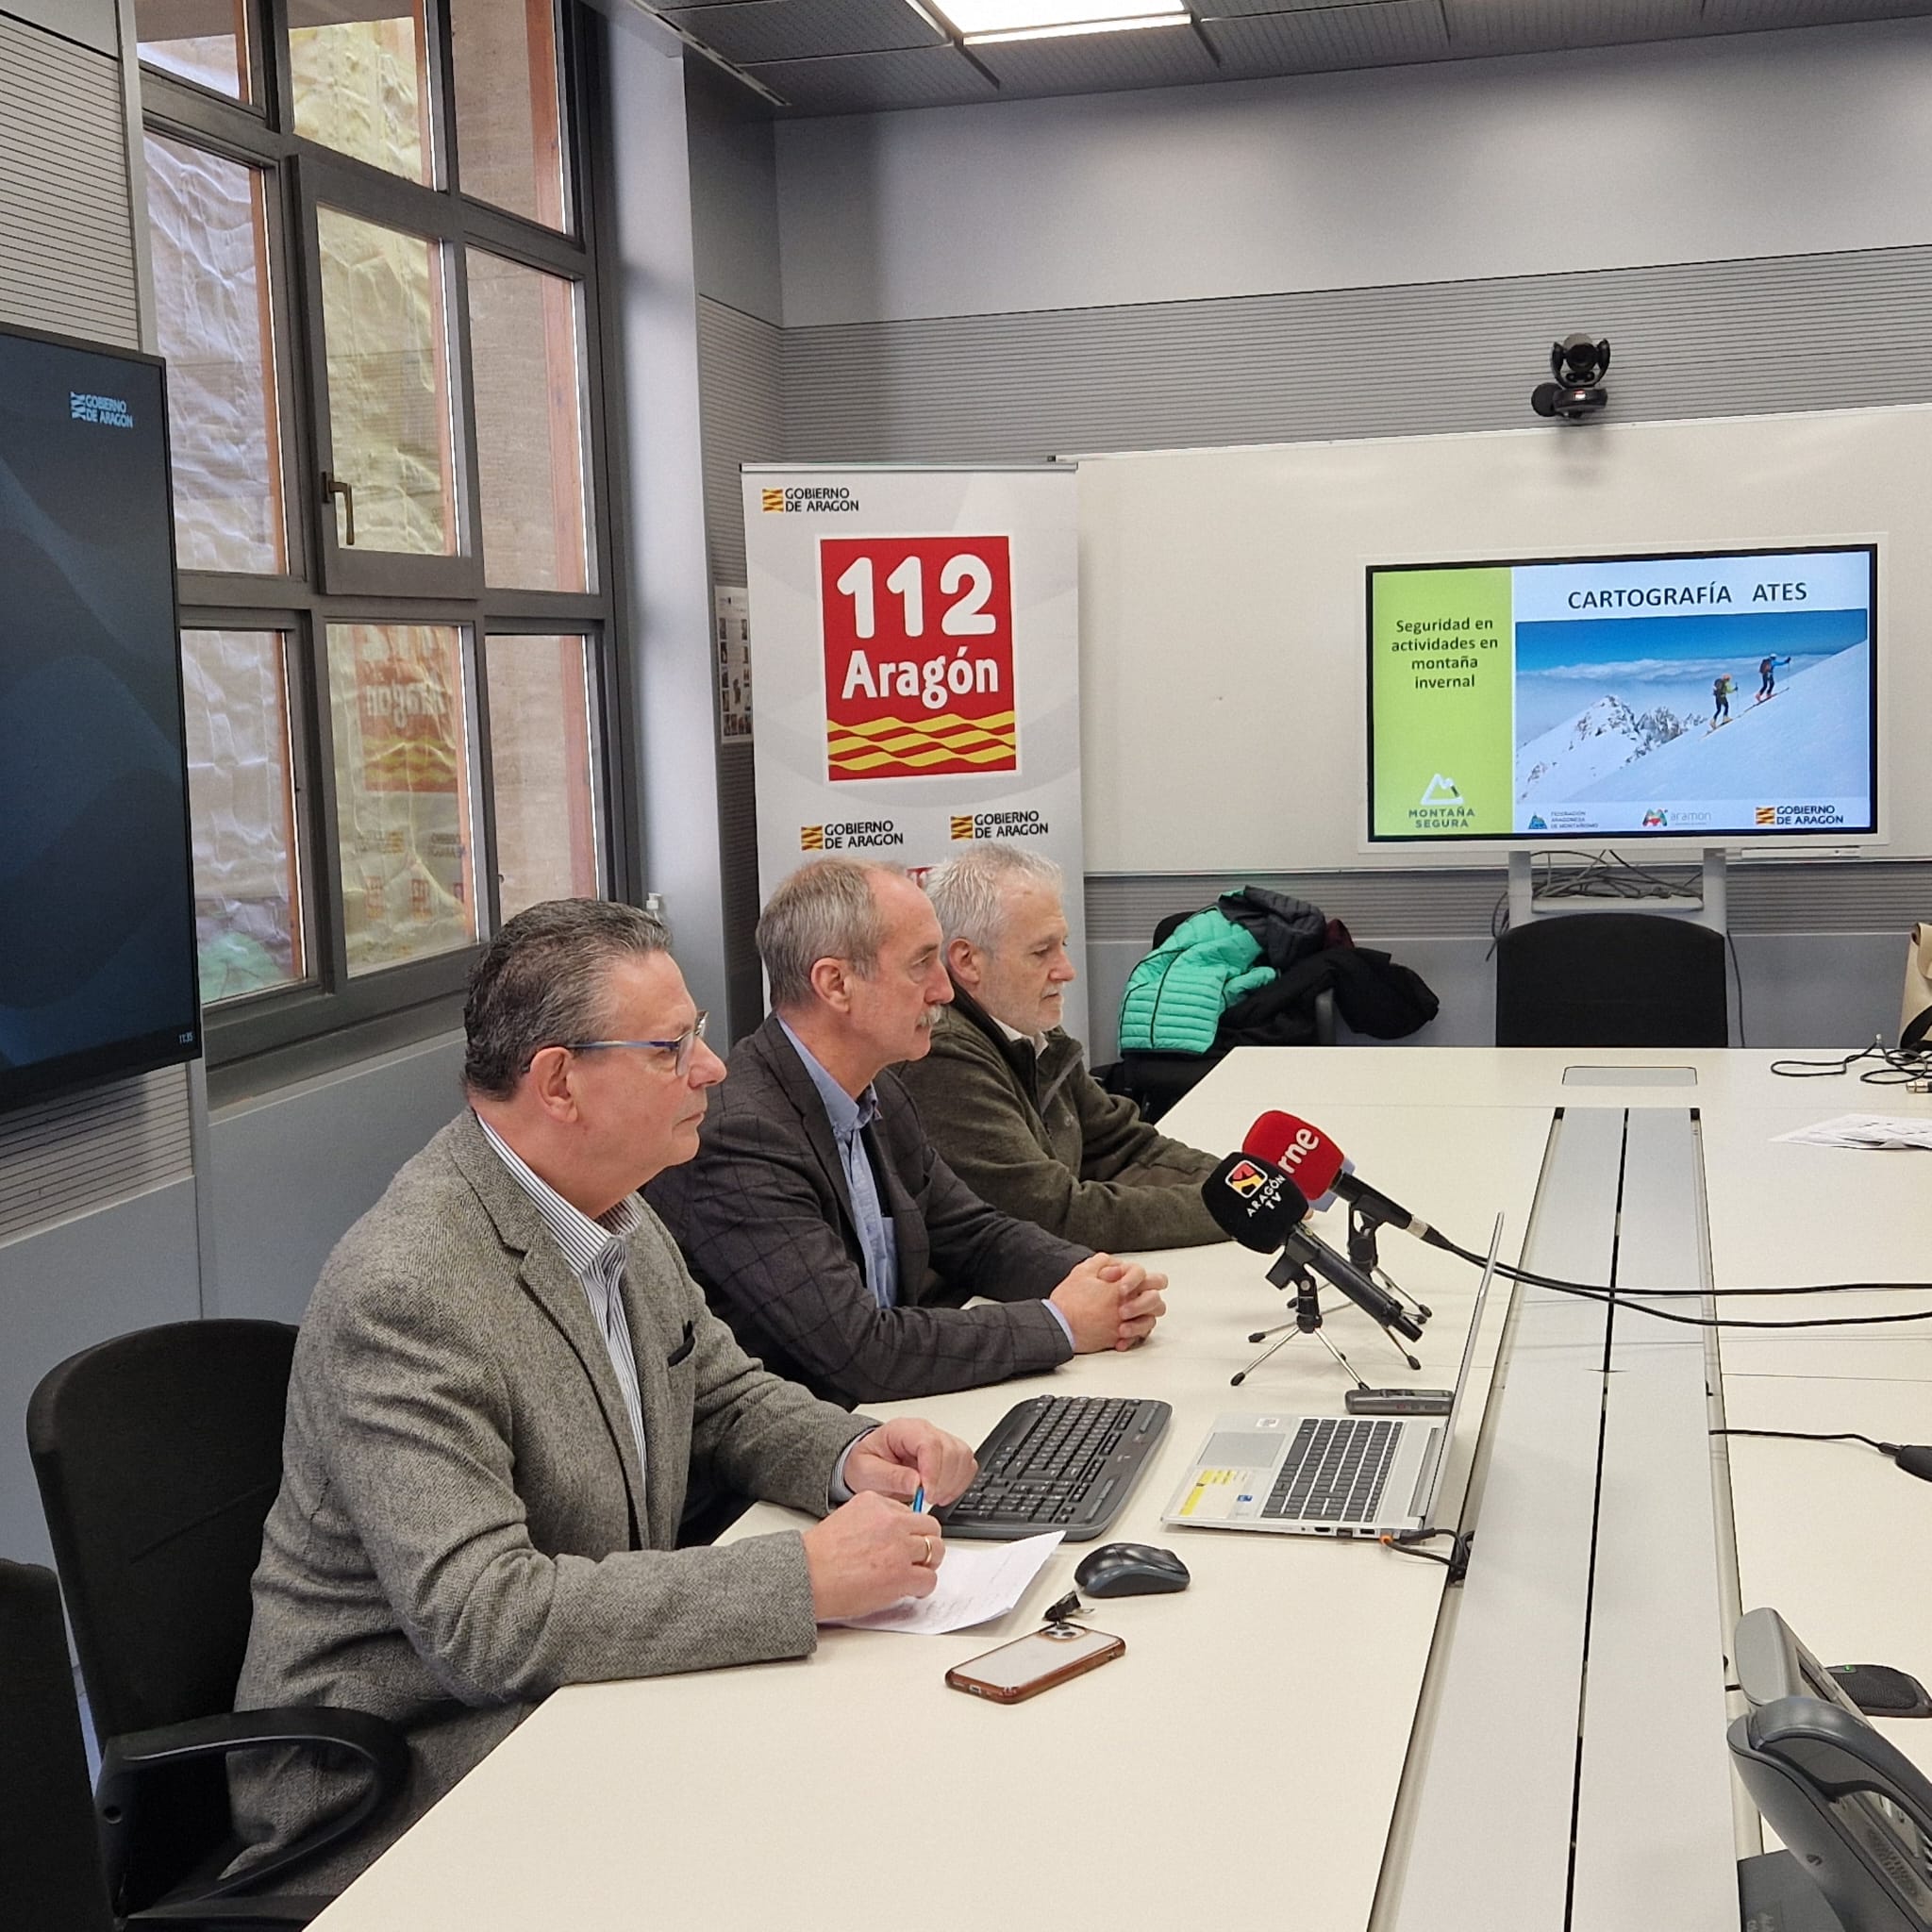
left=0, top=1557, right=117, bottom=1932
left=1494, top=911, right=1728, bottom=1047
left=26, top=1320, right=408, bottom=1924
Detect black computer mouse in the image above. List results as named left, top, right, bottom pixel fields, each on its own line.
left=1073, top=1541, right=1191, bottom=1597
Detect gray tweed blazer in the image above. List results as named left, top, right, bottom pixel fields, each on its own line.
left=644, top=1015, right=1088, bottom=1407
left=228, top=1110, right=871, bottom=1891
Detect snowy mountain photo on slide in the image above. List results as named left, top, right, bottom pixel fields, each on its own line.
left=1514, top=605, right=1872, bottom=810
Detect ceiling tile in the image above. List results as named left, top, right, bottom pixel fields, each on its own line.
left=1441, top=0, right=1706, bottom=55
left=667, top=0, right=942, bottom=64
left=1201, top=2, right=1451, bottom=76
left=970, top=21, right=1221, bottom=95
left=744, top=42, right=1000, bottom=110
left=1701, top=0, right=1932, bottom=25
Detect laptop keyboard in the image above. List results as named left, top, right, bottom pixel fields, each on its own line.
left=1260, top=1417, right=1400, bottom=1524
left=940, top=1393, right=1172, bottom=1542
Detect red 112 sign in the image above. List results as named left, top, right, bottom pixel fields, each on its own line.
left=819, top=536, right=1017, bottom=781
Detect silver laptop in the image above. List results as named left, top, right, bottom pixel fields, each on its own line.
left=1161, top=1215, right=1504, bottom=1541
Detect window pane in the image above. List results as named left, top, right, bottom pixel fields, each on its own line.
left=290, top=0, right=434, bottom=186
left=468, top=250, right=589, bottom=591
left=328, top=624, right=479, bottom=974
left=485, top=635, right=600, bottom=920
left=146, top=137, right=286, bottom=576
left=317, top=208, right=458, bottom=558
left=181, top=629, right=304, bottom=1004
left=137, top=0, right=250, bottom=99
left=450, top=0, right=569, bottom=230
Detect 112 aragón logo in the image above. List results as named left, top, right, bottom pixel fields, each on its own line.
left=819, top=537, right=1018, bottom=782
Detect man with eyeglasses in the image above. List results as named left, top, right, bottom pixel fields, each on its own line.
left=646, top=858, right=1167, bottom=1407
left=228, top=898, right=976, bottom=1893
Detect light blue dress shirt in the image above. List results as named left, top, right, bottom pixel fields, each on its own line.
left=777, top=1020, right=1075, bottom=1350
left=778, top=1017, right=900, bottom=1309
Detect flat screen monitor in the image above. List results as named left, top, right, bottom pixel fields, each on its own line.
left=0, top=321, right=200, bottom=1112
left=1366, top=543, right=1878, bottom=844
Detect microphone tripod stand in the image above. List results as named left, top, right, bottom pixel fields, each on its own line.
left=1231, top=1249, right=1421, bottom=1389
left=1347, top=1205, right=1433, bottom=1327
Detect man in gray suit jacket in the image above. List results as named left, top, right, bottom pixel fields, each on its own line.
left=229, top=900, right=975, bottom=1891
left=646, top=860, right=1167, bottom=1406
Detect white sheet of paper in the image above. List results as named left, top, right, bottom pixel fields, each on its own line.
left=1774, top=1114, right=1932, bottom=1151
left=830, top=1530, right=1065, bottom=1635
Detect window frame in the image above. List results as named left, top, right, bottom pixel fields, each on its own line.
left=141, top=0, right=631, bottom=1083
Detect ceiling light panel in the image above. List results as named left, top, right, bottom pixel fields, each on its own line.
left=966, top=14, right=1191, bottom=42
left=931, top=0, right=1187, bottom=34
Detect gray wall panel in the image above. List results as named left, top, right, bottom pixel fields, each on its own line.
left=0, top=1178, right=201, bottom=1567
left=605, top=11, right=733, bottom=1022
left=698, top=296, right=783, bottom=584
left=208, top=1035, right=466, bottom=1325
left=0, top=0, right=117, bottom=56
left=0, top=1069, right=193, bottom=1245
left=696, top=295, right=783, bottom=1036
left=686, top=56, right=784, bottom=325
left=773, top=21, right=1932, bottom=325
left=787, top=246, right=1932, bottom=462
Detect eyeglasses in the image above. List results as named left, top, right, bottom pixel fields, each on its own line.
left=559, top=1012, right=709, bottom=1076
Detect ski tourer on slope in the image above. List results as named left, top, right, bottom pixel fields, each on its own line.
left=1757, top=654, right=1791, bottom=700
left=1712, top=674, right=1737, bottom=726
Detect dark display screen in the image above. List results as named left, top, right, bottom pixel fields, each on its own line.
left=0, top=323, right=200, bottom=1110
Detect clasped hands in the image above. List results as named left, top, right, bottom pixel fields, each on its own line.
left=1050, top=1254, right=1168, bottom=1355
left=802, top=1416, right=974, bottom=1623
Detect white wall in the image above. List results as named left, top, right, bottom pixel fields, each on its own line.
left=775, top=17, right=1932, bottom=326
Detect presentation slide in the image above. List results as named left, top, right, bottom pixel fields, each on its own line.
left=1368, top=546, right=1876, bottom=841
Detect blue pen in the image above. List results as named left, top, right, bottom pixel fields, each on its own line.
left=911, top=1485, right=925, bottom=1514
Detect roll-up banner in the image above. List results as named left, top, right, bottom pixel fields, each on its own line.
left=741, top=463, right=1088, bottom=1042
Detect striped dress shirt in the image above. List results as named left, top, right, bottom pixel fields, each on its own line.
left=475, top=1115, right=648, bottom=1485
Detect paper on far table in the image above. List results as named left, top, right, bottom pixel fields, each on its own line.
left=1774, top=1114, right=1932, bottom=1151
left=830, top=1530, right=1064, bottom=1635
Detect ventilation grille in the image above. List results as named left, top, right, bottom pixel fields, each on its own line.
left=698, top=297, right=784, bottom=587
left=0, top=1067, right=195, bottom=1248
left=0, top=16, right=138, bottom=349
left=786, top=244, right=1932, bottom=463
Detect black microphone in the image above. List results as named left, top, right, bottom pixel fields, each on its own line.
left=1203, top=1154, right=1425, bottom=1348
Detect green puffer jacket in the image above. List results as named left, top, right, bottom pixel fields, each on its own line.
left=1117, top=908, right=1275, bottom=1055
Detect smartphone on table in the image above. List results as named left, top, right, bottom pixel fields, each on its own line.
left=945, top=1623, right=1124, bottom=1704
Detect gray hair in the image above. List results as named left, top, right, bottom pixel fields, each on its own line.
left=463, top=897, right=671, bottom=1099
left=924, top=844, right=1064, bottom=953
left=757, top=858, right=899, bottom=1010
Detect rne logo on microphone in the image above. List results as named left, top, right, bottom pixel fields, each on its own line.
left=1277, top=1127, right=1321, bottom=1171
left=1225, top=1160, right=1270, bottom=1197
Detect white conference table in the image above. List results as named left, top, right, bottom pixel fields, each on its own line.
left=311, top=1048, right=1932, bottom=1932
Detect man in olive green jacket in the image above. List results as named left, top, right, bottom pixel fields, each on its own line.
left=902, top=846, right=1228, bottom=1252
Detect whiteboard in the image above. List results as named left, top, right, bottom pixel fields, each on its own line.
left=1074, top=407, right=1927, bottom=872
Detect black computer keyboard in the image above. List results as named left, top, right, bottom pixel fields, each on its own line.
left=938, top=1393, right=1172, bottom=1542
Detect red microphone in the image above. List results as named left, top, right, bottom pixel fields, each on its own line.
left=1241, top=1110, right=1350, bottom=1211
left=1242, top=1110, right=1439, bottom=1244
